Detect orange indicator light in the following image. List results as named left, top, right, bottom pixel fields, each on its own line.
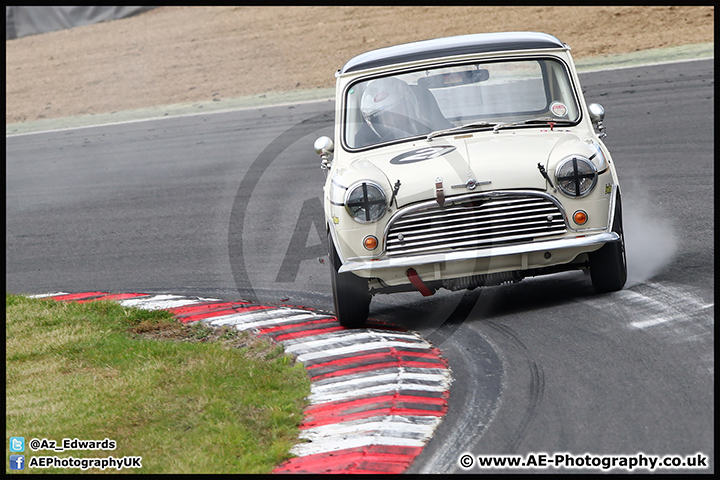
left=363, top=235, right=379, bottom=250
left=573, top=210, right=588, bottom=225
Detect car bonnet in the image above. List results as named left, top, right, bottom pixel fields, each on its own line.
left=353, top=131, right=576, bottom=207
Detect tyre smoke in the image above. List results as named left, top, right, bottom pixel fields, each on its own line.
left=622, top=184, right=678, bottom=288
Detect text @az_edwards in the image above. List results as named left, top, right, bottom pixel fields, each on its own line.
left=28, top=437, right=116, bottom=452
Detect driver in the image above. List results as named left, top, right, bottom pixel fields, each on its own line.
left=360, top=77, right=430, bottom=142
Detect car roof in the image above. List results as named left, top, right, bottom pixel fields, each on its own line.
left=338, top=31, right=568, bottom=75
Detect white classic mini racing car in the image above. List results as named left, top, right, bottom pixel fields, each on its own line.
left=315, top=32, right=626, bottom=328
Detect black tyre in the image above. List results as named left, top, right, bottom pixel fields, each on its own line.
left=589, top=194, right=627, bottom=293
left=328, top=233, right=371, bottom=328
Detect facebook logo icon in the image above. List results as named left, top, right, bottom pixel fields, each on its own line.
left=10, top=455, right=25, bottom=470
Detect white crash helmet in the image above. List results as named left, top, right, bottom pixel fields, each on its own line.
left=360, top=77, right=426, bottom=141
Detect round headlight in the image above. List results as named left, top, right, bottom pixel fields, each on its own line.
left=345, top=181, right=387, bottom=223
left=555, top=156, right=598, bottom=198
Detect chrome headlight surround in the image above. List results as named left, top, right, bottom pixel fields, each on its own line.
left=344, top=181, right=388, bottom=223
left=555, top=155, right=598, bottom=198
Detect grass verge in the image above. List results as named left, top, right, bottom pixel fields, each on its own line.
left=5, top=293, right=310, bottom=474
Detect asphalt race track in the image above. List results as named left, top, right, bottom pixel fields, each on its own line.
left=6, top=58, right=714, bottom=473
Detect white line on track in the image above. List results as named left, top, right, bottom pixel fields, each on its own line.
left=283, top=329, right=430, bottom=354
left=298, top=414, right=442, bottom=442
left=118, top=294, right=220, bottom=310
left=291, top=341, right=434, bottom=364
left=208, top=312, right=324, bottom=330
left=27, top=292, right=70, bottom=298
left=290, top=434, right=429, bottom=457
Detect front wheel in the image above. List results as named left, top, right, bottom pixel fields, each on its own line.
left=589, top=194, right=627, bottom=293
left=328, top=232, right=370, bottom=328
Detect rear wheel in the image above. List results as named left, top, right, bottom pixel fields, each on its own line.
left=590, top=194, right=627, bottom=293
left=328, top=232, right=370, bottom=328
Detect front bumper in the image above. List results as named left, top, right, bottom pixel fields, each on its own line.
left=338, top=231, right=619, bottom=276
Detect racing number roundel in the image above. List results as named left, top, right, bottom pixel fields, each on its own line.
left=389, top=145, right=457, bottom=164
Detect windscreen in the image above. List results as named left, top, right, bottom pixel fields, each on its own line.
left=344, top=58, right=580, bottom=149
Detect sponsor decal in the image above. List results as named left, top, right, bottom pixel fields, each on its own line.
left=550, top=101, right=568, bottom=117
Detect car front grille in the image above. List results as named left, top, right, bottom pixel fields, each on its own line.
left=384, top=192, right=567, bottom=257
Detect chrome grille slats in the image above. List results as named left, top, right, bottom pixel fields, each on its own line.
left=385, top=192, right=567, bottom=257
left=389, top=214, right=563, bottom=244
left=390, top=217, right=563, bottom=247
left=391, top=206, right=562, bottom=235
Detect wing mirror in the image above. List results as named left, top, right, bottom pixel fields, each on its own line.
left=314, top=136, right=334, bottom=171
left=588, top=103, right=606, bottom=139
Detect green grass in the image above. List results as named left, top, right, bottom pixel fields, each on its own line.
left=5, top=293, right=310, bottom=474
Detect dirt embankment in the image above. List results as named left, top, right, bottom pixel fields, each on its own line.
left=5, top=6, right=714, bottom=125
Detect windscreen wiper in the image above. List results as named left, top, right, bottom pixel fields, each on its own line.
left=493, top=117, right=576, bottom=134
left=425, top=121, right=497, bottom=141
